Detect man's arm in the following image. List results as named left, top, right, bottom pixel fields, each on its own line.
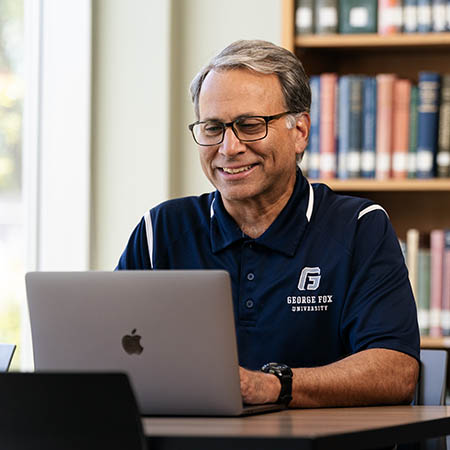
left=240, top=348, right=419, bottom=407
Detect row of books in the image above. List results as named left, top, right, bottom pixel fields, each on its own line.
left=403, top=229, right=450, bottom=337
left=300, top=71, right=450, bottom=180
left=296, top=0, right=450, bottom=35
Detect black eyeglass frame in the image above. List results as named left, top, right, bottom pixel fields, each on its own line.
left=188, top=111, right=299, bottom=147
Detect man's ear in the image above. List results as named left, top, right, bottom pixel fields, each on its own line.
left=294, top=112, right=311, bottom=158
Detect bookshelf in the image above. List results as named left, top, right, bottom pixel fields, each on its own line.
left=282, top=0, right=450, bottom=349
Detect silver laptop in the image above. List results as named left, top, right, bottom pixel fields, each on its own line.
left=25, top=270, right=283, bottom=416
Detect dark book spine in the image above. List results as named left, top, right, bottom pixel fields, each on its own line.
left=437, top=74, right=450, bottom=177
left=315, top=0, right=338, bottom=33
left=295, top=0, right=314, bottom=34
left=403, top=0, right=418, bottom=32
left=348, top=76, right=363, bottom=178
left=417, top=72, right=440, bottom=179
left=361, top=76, right=377, bottom=178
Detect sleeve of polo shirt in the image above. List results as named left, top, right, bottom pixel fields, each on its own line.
left=116, top=216, right=152, bottom=270
left=340, top=209, right=420, bottom=361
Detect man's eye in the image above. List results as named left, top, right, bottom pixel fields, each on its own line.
left=237, top=119, right=265, bottom=134
left=203, top=124, right=223, bottom=135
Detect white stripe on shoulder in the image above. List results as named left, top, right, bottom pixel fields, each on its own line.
left=358, top=204, right=389, bottom=220
left=210, top=198, right=216, bottom=218
left=143, top=210, right=154, bottom=268
left=306, top=182, right=314, bottom=222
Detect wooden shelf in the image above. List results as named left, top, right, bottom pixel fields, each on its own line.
left=308, top=179, right=450, bottom=192
left=296, top=32, right=450, bottom=49
left=421, top=336, right=450, bottom=349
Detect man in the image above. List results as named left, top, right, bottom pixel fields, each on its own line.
left=117, top=40, right=419, bottom=408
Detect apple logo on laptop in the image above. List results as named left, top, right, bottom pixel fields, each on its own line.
left=121, top=329, right=144, bottom=355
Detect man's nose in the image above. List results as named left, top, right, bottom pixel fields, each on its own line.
left=218, top=126, right=245, bottom=156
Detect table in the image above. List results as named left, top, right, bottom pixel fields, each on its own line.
left=143, top=405, right=450, bottom=450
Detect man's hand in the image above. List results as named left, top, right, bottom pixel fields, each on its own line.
left=239, top=366, right=281, bottom=404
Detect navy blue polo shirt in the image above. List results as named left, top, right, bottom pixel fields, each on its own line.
left=117, top=170, right=420, bottom=370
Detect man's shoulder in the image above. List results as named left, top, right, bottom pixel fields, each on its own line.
left=150, top=192, right=214, bottom=226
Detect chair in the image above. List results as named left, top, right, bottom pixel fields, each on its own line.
left=415, top=349, right=449, bottom=450
left=0, top=343, right=16, bottom=371
left=0, top=372, right=147, bottom=450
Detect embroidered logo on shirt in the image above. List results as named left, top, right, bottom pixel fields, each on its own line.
left=297, top=267, right=321, bottom=291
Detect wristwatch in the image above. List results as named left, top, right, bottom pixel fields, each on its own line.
left=261, top=362, right=293, bottom=405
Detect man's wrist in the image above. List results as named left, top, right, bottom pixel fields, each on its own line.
left=261, top=362, right=293, bottom=405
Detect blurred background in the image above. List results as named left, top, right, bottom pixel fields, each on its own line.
left=0, top=0, right=282, bottom=370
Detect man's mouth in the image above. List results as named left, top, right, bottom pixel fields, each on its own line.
left=221, top=164, right=255, bottom=174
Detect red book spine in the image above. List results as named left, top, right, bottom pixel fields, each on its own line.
left=319, top=73, right=337, bottom=179
left=392, top=79, right=411, bottom=179
left=430, top=229, right=445, bottom=337
left=376, top=74, right=396, bottom=179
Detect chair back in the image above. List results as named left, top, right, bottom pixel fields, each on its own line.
left=417, top=349, right=448, bottom=406
left=0, top=343, right=16, bottom=371
left=0, top=372, right=147, bottom=450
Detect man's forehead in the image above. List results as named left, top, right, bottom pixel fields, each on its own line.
left=198, top=68, right=284, bottom=118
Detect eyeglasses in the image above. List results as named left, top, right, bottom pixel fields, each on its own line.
left=188, top=111, right=297, bottom=147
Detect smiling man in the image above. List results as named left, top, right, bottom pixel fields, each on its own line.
left=117, top=40, right=419, bottom=408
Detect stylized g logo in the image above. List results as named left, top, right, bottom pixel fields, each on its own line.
left=298, top=267, right=321, bottom=291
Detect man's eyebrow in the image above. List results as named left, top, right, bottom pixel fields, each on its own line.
left=200, top=113, right=259, bottom=122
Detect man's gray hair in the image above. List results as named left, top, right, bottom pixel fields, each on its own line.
left=189, top=39, right=311, bottom=120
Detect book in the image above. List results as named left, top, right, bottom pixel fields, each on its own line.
left=378, top=0, right=403, bottom=34
left=315, top=0, right=338, bottom=34
left=361, top=76, right=377, bottom=178
left=406, top=228, right=420, bottom=303
left=437, top=74, right=450, bottom=178
left=442, top=230, right=450, bottom=336
left=338, top=76, right=351, bottom=179
left=295, top=0, right=314, bottom=34
left=417, top=71, right=440, bottom=178
left=375, top=74, right=395, bottom=179
left=417, top=232, right=431, bottom=336
left=319, top=73, right=337, bottom=179
left=392, top=79, right=411, bottom=179
left=408, top=85, right=419, bottom=178
left=308, top=75, right=321, bottom=179
left=432, top=0, right=447, bottom=31
left=430, top=229, right=445, bottom=337
left=403, top=0, right=418, bottom=32
left=338, top=75, right=363, bottom=179
left=339, top=0, right=378, bottom=33
left=417, top=0, right=433, bottom=32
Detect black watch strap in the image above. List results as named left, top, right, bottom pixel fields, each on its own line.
left=261, top=362, right=293, bottom=405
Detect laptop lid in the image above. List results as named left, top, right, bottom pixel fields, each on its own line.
left=0, top=343, right=16, bottom=372
left=26, top=270, right=266, bottom=416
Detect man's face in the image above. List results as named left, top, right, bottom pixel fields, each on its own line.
left=197, top=68, right=308, bottom=207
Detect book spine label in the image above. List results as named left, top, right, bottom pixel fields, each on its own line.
left=320, top=73, right=337, bottom=178
left=392, top=79, right=411, bottom=179
left=376, top=74, right=395, bottom=179
left=308, top=76, right=321, bottom=179
left=417, top=72, right=440, bottom=178
left=437, top=75, right=450, bottom=177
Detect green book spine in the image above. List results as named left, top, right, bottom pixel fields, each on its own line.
left=339, top=0, right=377, bottom=33
left=408, top=85, right=419, bottom=179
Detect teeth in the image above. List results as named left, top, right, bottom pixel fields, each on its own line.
left=222, top=165, right=253, bottom=174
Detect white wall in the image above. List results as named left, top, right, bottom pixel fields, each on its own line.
left=91, top=0, right=281, bottom=269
